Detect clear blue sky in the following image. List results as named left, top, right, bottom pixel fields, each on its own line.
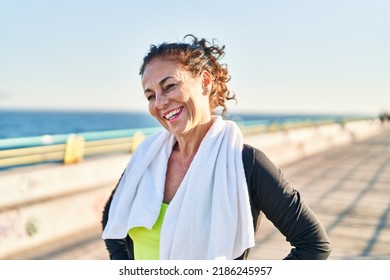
left=1, top=0, right=389, bottom=116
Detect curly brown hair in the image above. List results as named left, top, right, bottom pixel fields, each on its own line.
left=139, top=35, right=236, bottom=114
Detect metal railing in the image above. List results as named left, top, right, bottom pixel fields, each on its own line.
left=0, top=116, right=368, bottom=170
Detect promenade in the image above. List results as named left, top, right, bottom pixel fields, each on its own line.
left=5, top=129, right=390, bottom=260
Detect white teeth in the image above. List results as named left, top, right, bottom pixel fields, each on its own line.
left=165, top=108, right=182, bottom=120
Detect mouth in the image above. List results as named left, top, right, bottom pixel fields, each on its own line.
left=163, top=106, right=184, bottom=122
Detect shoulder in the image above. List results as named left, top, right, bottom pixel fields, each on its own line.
left=242, top=144, right=279, bottom=174
left=242, top=144, right=255, bottom=165
left=242, top=143, right=287, bottom=207
left=242, top=144, right=270, bottom=162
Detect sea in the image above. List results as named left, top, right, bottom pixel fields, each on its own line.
left=0, top=109, right=359, bottom=140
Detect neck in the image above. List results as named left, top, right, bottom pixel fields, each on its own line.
left=174, top=119, right=213, bottom=158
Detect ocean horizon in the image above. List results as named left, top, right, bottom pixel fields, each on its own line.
left=0, top=109, right=364, bottom=140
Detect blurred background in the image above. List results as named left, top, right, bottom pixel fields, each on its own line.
left=0, top=0, right=389, bottom=260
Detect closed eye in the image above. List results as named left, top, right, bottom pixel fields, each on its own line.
left=146, top=94, right=155, bottom=101
left=163, top=83, right=178, bottom=93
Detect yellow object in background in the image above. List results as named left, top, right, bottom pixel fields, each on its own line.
left=130, top=131, right=145, bottom=153
left=64, top=134, right=85, bottom=164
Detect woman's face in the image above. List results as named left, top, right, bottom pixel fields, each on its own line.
left=141, top=58, right=212, bottom=137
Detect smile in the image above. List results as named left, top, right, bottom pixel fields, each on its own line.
left=163, top=107, right=184, bottom=122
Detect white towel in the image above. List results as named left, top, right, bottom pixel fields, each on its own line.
left=102, top=116, right=255, bottom=259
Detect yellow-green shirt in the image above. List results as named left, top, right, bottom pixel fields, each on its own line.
left=128, top=203, right=168, bottom=260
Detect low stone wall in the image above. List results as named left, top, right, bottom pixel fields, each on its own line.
left=0, top=118, right=386, bottom=258
left=245, top=119, right=384, bottom=166
left=0, top=155, right=129, bottom=258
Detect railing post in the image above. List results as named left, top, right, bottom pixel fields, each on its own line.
left=64, top=134, right=85, bottom=164
left=130, top=131, right=145, bottom=153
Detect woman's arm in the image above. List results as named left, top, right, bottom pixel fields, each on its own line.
left=249, top=147, right=332, bottom=260
left=101, top=170, right=134, bottom=260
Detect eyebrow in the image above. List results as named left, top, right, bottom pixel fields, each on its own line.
left=144, top=76, right=174, bottom=94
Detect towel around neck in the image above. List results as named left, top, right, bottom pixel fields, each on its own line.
left=102, top=116, right=255, bottom=259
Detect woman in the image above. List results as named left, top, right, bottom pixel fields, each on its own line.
left=102, top=35, right=331, bottom=260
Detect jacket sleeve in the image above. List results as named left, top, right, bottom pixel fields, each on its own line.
left=101, top=170, right=135, bottom=260
left=249, top=147, right=332, bottom=260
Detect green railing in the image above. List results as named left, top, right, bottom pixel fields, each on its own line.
left=0, top=116, right=368, bottom=170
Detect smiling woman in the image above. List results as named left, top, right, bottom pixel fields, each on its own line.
left=141, top=59, right=212, bottom=138
left=101, top=35, right=331, bottom=260
left=140, top=35, right=236, bottom=112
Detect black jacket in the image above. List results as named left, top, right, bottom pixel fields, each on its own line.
left=102, top=144, right=332, bottom=260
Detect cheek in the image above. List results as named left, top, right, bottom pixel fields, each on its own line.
left=148, top=103, right=157, bottom=117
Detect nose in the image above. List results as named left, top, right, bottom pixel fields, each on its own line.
left=155, top=92, right=168, bottom=109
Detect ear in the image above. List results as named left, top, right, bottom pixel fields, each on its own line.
left=201, top=70, right=212, bottom=96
